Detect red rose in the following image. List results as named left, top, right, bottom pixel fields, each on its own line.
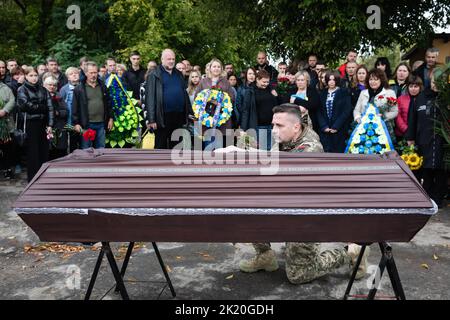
left=82, top=129, right=96, bottom=142
left=377, top=95, right=384, bottom=99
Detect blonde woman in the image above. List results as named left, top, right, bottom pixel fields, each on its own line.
left=289, top=70, right=320, bottom=132
left=187, top=70, right=201, bottom=106
left=194, top=58, right=235, bottom=125
left=194, top=58, right=236, bottom=148
left=116, top=64, right=127, bottom=78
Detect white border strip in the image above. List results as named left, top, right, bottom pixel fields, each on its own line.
left=15, top=202, right=438, bottom=216
left=45, top=165, right=400, bottom=174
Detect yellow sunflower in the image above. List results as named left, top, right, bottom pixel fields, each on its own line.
left=408, top=154, right=420, bottom=166
left=401, top=154, right=410, bottom=163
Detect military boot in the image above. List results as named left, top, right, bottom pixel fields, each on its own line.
left=239, top=249, right=279, bottom=273
left=347, top=244, right=370, bottom=280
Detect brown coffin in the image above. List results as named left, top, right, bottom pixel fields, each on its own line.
left=14, top=148, right=436, bottom=243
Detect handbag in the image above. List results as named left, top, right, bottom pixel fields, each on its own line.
left=13, top=112, right=27, bottom=147
left=141, top=128, right=155, bottom=149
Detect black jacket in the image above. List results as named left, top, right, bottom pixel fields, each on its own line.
left=56, top=72, right=68, bottom=91
left=412, top=63, right=430, bottom=89
left=240, top=84, right=281, bottom=131
left=293, top=86, right=321, bottom=133
left=305, top=67, right=319, bottom=89
left=317, top=88, right=352, bottom=132
left=72, top=79, right=112, bottom=129
left=17, top=81, right=54, bottom=126
left=406, top=89, right=444, bottom=169
left=254, top=63, right=279, bottom=84
left=317, top=88, right=352, bottom=153
left=239, top=84, right=257, bottom=131
left=144, top=65, right=190, bottom=128
left=123, top=66, right=146, bottom=100
left=50, top=93, right=69, bottom=150
left=7, top=79, right=22, bottom=98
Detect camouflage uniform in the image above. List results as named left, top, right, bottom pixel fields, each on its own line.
left=253, top=126, right=351, bottom=284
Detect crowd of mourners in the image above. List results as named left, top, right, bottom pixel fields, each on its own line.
left=0, top=47, right=447, bottom=207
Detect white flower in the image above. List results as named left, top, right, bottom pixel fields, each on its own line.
left=378, top=135, right=387, bottom=144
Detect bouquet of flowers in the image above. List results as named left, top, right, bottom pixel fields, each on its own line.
left=64, top=125, right=96, bottom=142
left=375, top=95, right=397, bottom=114
left=397, top=140, right=423, bottom=171
left=275, top=77, right=290, bottom=95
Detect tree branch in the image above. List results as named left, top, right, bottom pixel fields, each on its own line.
left=13, top=0, right=27, bottom=15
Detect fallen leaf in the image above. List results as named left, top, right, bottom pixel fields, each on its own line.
left=433, top=254, right=439, bottom=260
left=197, top=252, right=214, bottom=260
left=24, top=243, right=85, bottom=254
left=176, top=256, right=183, bottom=260
left=166, top=265, right=172, bottom=273
left=226, top=274, right=234, bottom=280
left=421, top=263, right=429, bottom=270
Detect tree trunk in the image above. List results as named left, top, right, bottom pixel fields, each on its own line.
left=38, top=0, right=55, bottom=52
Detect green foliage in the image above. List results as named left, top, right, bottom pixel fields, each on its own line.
left=433, top=63, right=450, bottom=169
left=1, top=0, right=449, bottom=72
left=107, top=0, right=260, bottom=69
left=358, top=44, right=404, bottom=71
left=1, top=0, right=116, bottom=66
left=255, top=0, right=450, bottom=64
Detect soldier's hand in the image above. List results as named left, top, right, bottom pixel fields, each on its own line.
left=147, top=122, right=157, bottom=131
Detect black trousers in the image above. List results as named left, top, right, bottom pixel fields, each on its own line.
left=26, top=119, right=49, bottom=182
left=0, top=137, right=15, bottom=170
left=155, top=112, right=185, bottom=149
left=422, top=168, right=447, bottom=207
left=69, top=131, right=80, bottom=153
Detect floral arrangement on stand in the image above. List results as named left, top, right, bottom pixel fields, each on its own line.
left=345, top=103, right=394, bottom=155
left=105, top=74, right=143, bottom=148
left=193, top=88, right=233, bottom=128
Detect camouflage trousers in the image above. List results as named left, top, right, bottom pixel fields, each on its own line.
left=253, top=242, right=350, bottom=284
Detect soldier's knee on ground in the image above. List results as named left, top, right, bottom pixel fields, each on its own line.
left=285, top=264, right=318, bottom=284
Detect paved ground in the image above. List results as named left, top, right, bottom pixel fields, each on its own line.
left=1, top=172, right=449, bottom=300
